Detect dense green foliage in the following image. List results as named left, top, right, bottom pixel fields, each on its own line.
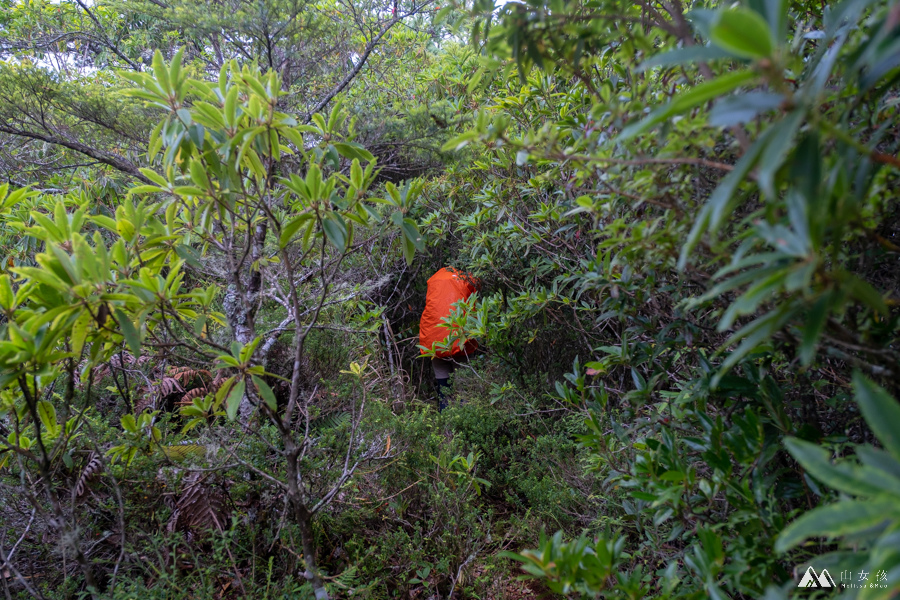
left=0, top=0, right=898, bottom=598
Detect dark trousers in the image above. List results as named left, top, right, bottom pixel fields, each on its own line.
left=432, top=356, right=467, bottom=411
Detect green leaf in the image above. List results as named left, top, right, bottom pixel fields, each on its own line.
left=401, top=234, right=416, bottom=266
left=400, top=218, right=424, bottom=251
left=631, top=491, right=657, bottom=501
left=713, top=304, right=798, bottom=385
left=708, top=92, right=784, bottom=128
left=37, top=400, right=58, bottom=437
left=638, top=45, right=732, bottom=71
left=853, top=373, right=900, bottom=461
left=193, top=315, right=207, bottom=338
left=90, top=215, right=119, bottom=233
left=239, top=336, right=262, bottom=364
left=678, top=125, right=774, bottom=269
left=784, top=437, right=900, bottom=498
left=169, top=47, right=185, bottom=90
left=189, top=159, right=211, bottom=190
left=761, top=0, right=788, bottom=40
left=252, top=376, right=277, bottom=411
left=775, top=499, right=900, bottom=553
left=71, top=310, right=91, bottom=356
left=799, top=295, right=829, bottom=365
left=441, top=131, right=480, bottom=152
left=151, top=50, right=171, bottom=95
left=243, top=74, right=269, bottom=101
left=709, top=8, right=774, bottom=59
left=226, top=378, right=246, bottom=421
left=619, top=70, right=758, bottom=141
left=332, top=142, right=374, bottom=162
left=857, top=446, right=900, bottom=480
left=838, top=272, right=888, bottom=315
left=718, top=270, right=787, bottom=330
left=176, top=107, right=192, bottom=126
left=174, top=245, right=203, bottom=269
left=138, top=168, right=170, bottom=188
left=114, top=309, right=141, bottom=358
left=279, top=213, right=313, bottom=248
left=757, top=111, right=804, bottom=199
left=322, top=213, right=347, bottom=252
left=121, top=413, right=138, bottom=434
left=0, top=274, right=14, bottom=310
left=660, top=470, right=686, bottom=482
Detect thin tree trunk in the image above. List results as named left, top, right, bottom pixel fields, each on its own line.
left=283, top=442, right=329, bottom=600
left=223, top=220, right=269, bottom=421
left=294, top=501, right=328, bottom=600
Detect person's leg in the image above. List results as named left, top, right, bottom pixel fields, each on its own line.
left=432, top=357, right=453, bottom=412
left=449, top=354, right=467, bottom=404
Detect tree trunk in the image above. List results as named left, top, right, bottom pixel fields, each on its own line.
left=223, top=220, right=269, bottom=421
left=294, top=501, right=329, bottom=600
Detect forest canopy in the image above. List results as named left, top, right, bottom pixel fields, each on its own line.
left=0, top=0, right=898, bottom=598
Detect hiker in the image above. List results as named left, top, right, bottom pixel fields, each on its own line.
left=418, top=267, right=478, bottom=411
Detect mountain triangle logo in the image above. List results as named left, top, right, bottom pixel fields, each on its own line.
left=798, top=566, right=836, bottom=588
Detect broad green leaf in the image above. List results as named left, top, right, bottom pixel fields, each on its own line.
left=799, top=295, right=829, bottom=365
left=91, top=215, right=119, bottom=233
left=708, top=92, right=784, bottom=127
left=764, top=0, right=788, bottom=39
left=402, top=233, right=415, bottom=266
left=121, top=413, right=138, bottom=434
left=37, top=400, right=58, bottom=437
left=243, top=74, right=269, bottom=101
left=189, top=159, right=211, bottom=190
left=441, top=131, right=480, bottom=151
left=838, top=272, right=888, bottom=315
left=775, top=499, right=900, bottom=553
left=784, top=437, right=900, bottom=498
left=710, top=8, right=774, bottom=59
left=0, top=274, right=14, bottom=310
left=857, top=446, right=900, bottom=480
left=169, top=47, right=185, bottom=93
left=70, top=310, right=91, bottom=356
left=252, top=376, right=277, bottom=411
left=224, top=86, right=239, bottom=128
left=678, top=126, right=774, bottom=269
left=400, top=218, right=424, bottom=251
left=322, top=213, right=347, bottom=252
left=138, top=168, right=170, bottom=188
left=757, top=111, right=804, bottom=199
left=151, top=50, right=171, bottom=95
left=174, top=245, right=203, bottom=269
left=713, top=303, right=798, bottom=385
left=239, top=337, right=261, bottom=364
left=638, top=45, right=732, bottom=71
left=114, top=309, right=141, bottom=358
left=619, top=70, right=758, bottom=141
left=226, top=378, right=246, bottom=421
left=718, top=270, right=787, bottom=330
left=176, top=107, right=192, bottom=126
left=279, top=213, right=313, bottom=248
left=332, top=142, right=374, bottom=162
left=213, top=375, right=235, bottom=410
left=853, top=373, right=900, bottom=461
left=660, top=470, right=686, bottom=482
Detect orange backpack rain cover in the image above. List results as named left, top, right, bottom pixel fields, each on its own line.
left=419, top=268, right=478, bottom=358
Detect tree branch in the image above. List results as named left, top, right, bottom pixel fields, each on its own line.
left=0, top=125, right=150, bottom=183
left=304, top=2, right=433, bottom=123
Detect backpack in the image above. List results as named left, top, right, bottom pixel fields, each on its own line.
left=418, top=267, right=478, bottom=358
